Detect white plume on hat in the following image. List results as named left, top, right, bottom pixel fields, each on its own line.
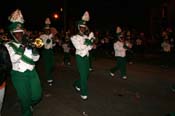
left=116, top=26, right=122, bottom=34
left=45, top=17, right=51, bottom=25
left=44, top=17, right=51, bottom=29
left=8, top=9, right=24, bottom=23
left=82, top=11, right=90, bottom=21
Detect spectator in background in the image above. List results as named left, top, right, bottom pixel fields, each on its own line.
left=161, top=39, right=171, bottom=68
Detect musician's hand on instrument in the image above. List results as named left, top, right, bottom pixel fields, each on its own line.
left=125, top=42, right=132, bottom=49
left=84, top=39, right=93, bottom=46
left=32, top=47, right=39, bottom=55
left=24, top=47, right=32, bottom=55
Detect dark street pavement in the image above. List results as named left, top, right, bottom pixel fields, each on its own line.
left=2, top=53, right=175, bottom=116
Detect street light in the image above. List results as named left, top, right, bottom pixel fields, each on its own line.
left=60, top=8, right=63, bottom=12
left=53, top=13, right=60, bottom=20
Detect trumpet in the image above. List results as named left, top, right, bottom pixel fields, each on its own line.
left=32, top=38, right=44, bottom=48
left=0, top=34, right=9, bottom=42
left=22, top=37, right=44, bottom=48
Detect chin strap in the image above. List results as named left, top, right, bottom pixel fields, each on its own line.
left=10, top=31, right=21, bottom=43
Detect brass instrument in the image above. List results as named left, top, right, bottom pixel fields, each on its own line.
left=0, top=34, right=9, bottom=42
left=32, top=38, right=44, bottom=48
left=1, top=35, right=8, bottom=41
left=22, top=37, right=44, bottom=48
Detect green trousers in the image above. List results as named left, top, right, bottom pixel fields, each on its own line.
left=11, top=69, right=42, bottom=116
left=42, top=49, right=54, bottom=81
left=110, top=56, right=127, bottom=77
left=89, top=51, right=93, bottom=69
left=89, top=49, right=96, bottom=69
left=74, top=55, right=90, bottom=96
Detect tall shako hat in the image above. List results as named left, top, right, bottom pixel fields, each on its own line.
left=8, top=9, right=24, bottom=33
left=44, top=17, right=51, bottom=29
left=77, top=11, right=90, bottom=29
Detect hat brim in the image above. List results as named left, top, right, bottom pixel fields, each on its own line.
left=12, top=29, right=24, bottom=33
left=44, top=27, right=50, bottom=29
left=79, top=25, right=86, bottom=28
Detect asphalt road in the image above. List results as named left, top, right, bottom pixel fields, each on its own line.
left=2, top=53, right=175, bottom=116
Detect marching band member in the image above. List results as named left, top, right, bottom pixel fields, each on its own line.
left=109, top=26, right=132, bottom=79
left=5, top=9, right=42, bottom=116
left=40, top=18, right=56, bottom=86
left=71, top=11, right=94, bottom=100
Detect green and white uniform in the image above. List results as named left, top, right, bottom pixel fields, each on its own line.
left=110, top=40, right=127, bottom=78
left=71, top=33, right=93, bottom=96
left=40, top=33, right=56, bottom=84
left=5, top=41, right=42, bottom=116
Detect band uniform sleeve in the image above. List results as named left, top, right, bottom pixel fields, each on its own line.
left=71, top=35, right=91, bottom=51
left=5, top=43, right=22, bottom=63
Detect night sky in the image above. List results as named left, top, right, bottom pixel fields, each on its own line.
left=0, top=0, right=162, bottom=32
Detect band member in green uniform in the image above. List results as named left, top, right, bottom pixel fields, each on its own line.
left=71, top=11, right=95, bottom=100
left=5, top=9, right=42, bottom=116
left=40, top=18, right=56, bottom=86
left=109, top=26, right=132, bottom=79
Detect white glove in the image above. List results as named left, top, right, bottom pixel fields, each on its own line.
left=24, top=48, right=32, bottom=56
left=88, top=32, right=95, bottom=40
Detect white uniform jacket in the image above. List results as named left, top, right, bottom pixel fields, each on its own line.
left=114, top=41, right=127, bottom=57
left=40, top=34, right=56, bottom=49
left=5, top=41, right=40, bottom=72
left=71, top=34, right=93, bottom=57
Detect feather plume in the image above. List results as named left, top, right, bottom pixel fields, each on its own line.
left=82, top=11, right=90, bottom=21
left=116, top=26, right=122, bottom=34
left=8, top=9, right=24, bottom=23
left=45, top=17, right=51, bottom=25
